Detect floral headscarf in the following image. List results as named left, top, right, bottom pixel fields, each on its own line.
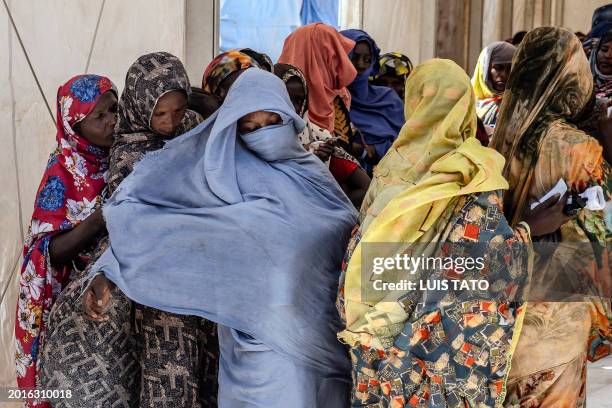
left=202, top=50, right=260, bottom=96
left=16, top=74, right=116, bottom=403
left=35, top=75, right=116, bottom=227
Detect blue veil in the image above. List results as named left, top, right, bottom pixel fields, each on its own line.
left=90, top=68, right=358, bottom=376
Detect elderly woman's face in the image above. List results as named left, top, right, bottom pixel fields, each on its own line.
left=150, top=90, right=188, bottom=137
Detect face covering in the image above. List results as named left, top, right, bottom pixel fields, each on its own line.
left=239, top=119, right=306, bottom=162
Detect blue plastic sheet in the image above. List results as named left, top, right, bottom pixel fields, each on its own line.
left=301, top=0, right=339, bottom=27
left=219, top=0, right=339, bottom=62
left=220, top=0, right=301, bottom=62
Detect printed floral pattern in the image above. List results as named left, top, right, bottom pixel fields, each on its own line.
left=70, top=74, right=105, bottom=103
left=15, top=74, right=115, bottom=407
left=66, top=197, right=98, bottom=224
left=15, top=340, right=32, bottom=379
left=35, top=176, right=66, bottom=211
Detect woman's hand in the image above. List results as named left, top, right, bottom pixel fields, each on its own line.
left=522, top=192, right=575, bottom=237
left=83, top=274, right=115, bottom=322
left=312, top=140, right=334, bottom=162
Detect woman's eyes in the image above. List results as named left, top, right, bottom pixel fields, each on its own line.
left=240, top=124, right=261, bottom=133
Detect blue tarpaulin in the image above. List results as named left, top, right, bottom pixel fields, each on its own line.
left=301, top=0, right=339, bottom=28
left=220, top=0, right=339, bottom=62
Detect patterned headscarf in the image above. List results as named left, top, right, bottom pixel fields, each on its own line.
left=16, top=74, right=116, bottom=395
left=32, top=75, right=116, bottom=228
left=202, top=50, right=260, bottom=96
left=491, top=27, right=603, bottom=225
left=273, top=62, right=309, bottom=116
left=110, top=52, right=202, bottom=192
left=239, top=48, right=273, bottom=71
left=370, top=52, right=413, bottom=82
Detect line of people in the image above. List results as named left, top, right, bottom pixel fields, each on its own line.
left=15, top=21, right=612, bottom=408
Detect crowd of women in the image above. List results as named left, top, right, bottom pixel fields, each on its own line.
left=13, top=17, right=612, bottom=408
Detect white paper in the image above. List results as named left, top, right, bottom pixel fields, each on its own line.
left=530, top=178, right=567, bottom=210
left=580, top=185, right=606, bottom=211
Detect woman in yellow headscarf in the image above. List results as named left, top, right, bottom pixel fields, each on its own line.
left=336, top=59, right=569, bottom=407
left=472, top=42, right=516, bottom=129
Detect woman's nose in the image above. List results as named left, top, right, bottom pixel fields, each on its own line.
left=106, top=113, right=117, bottom=129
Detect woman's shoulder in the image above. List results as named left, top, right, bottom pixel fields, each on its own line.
left=181, top=109, right=204, bottom=131
left=546, top=119, right=599, bottom=145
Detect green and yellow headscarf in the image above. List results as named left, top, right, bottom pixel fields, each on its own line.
left=340, top=59, right=509, bottom=348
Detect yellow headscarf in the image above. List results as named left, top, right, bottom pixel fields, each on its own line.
left=471, top=41, right=517, bottom=100
left=472, top=47, right=495, bottom=100
left=339, top=59, right=509, bottom=349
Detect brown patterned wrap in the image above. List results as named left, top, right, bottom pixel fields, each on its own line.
left=40, top=52, right=217, bottom=408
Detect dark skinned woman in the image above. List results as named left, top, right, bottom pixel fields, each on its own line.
left=471, top=41, right=516, bottom=129
left=15, top=75, right=117, bottom=407
left=340, top=29, right=404, bottom=176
